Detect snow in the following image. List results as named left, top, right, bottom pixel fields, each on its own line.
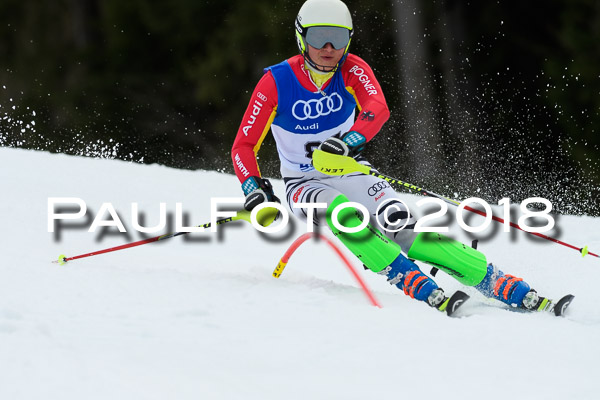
left=1, top=147, right=599, bottom=400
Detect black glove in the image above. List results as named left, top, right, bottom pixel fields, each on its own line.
left=318, top=130, right=366, bottom=158
left=242, top=176, right=280, bottom=211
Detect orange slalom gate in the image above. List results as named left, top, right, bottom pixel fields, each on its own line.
left=273, top=232, right=382, bottom=308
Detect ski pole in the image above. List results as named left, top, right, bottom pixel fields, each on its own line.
left=53, top=207, right=279, bottom=265
left=312, top=149, right=598, bottom=259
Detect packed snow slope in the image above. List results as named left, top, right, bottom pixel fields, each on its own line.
left=1, top=147, right=599, bottom=400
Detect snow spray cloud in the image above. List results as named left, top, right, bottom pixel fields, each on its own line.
left=0, top=85, right=37, bottom=147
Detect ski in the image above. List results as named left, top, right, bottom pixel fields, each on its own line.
left=437, top=290, right=470, bottom=317
left=551, top=294, right=575, bottom=317
left=432, top=291, right=573, bottom=318
left=465, top=293, right=575, bottom=317
left=522, top=292, right=575, bottom=317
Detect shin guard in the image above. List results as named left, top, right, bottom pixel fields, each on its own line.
left=326, top=194, right=401, bottom=273
left=407, top=232, right=487, bottom=286
left=326, top=195, right=438, bottom=303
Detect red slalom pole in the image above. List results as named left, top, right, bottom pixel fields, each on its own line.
left=53, top=217, right=234, bottom=265
left=273, top=232, right=382, bottom=308
left=53, top=208, right=279, bottom=265
left=55, top=231, right=182, bottom=265
left=463, top=205, right=598, bottom=258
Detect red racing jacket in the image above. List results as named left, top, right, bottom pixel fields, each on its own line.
left=231, top=53, right=390, bottom=182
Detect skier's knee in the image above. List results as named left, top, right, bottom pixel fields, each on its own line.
left=325, top=195, right=402, bottom=273
left=375, top=199, right=416, bottom=232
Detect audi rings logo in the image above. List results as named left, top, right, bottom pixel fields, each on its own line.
left=368, top=181, right=391, bottom=196
left=292, top=92, right=343, bottom=121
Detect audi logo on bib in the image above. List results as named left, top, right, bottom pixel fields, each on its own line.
left=367, top=181, right=391, bottom=196
left=292, top=92, right=343, bottom=121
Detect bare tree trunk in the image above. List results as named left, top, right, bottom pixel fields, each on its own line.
left=391, top=0, right=441, bottom=181
left=70, top=0, right=100, bottom=49
left=436, top=0, right=480, bottom=186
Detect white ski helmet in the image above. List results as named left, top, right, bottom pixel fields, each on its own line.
left=295, top=0, right=353, bottom=71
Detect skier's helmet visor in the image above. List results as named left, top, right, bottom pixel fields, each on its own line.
left=305, top=26, right=350, bottom=50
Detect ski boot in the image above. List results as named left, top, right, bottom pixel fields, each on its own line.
left=379, top=255, right=470, bottom=317
left=475, top=264, right=531, bottom=307
left=521, top=289, right=575, bottom=317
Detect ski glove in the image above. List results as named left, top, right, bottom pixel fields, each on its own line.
left=242, top=176, right=280, bottom=211
left=318, top=131, right=366, bottom=158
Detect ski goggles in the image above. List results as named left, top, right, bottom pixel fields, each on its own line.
left=304, top=26, right=352, bottom=50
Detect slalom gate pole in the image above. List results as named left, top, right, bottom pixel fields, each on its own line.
left=53, top=207, right=279, bottom=265
left=273, top=232, right=382, bottom=308
left=312, top=150, right=598, bottom=259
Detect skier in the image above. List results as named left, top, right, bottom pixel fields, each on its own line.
left=231, top=0, right=561, bottom=315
